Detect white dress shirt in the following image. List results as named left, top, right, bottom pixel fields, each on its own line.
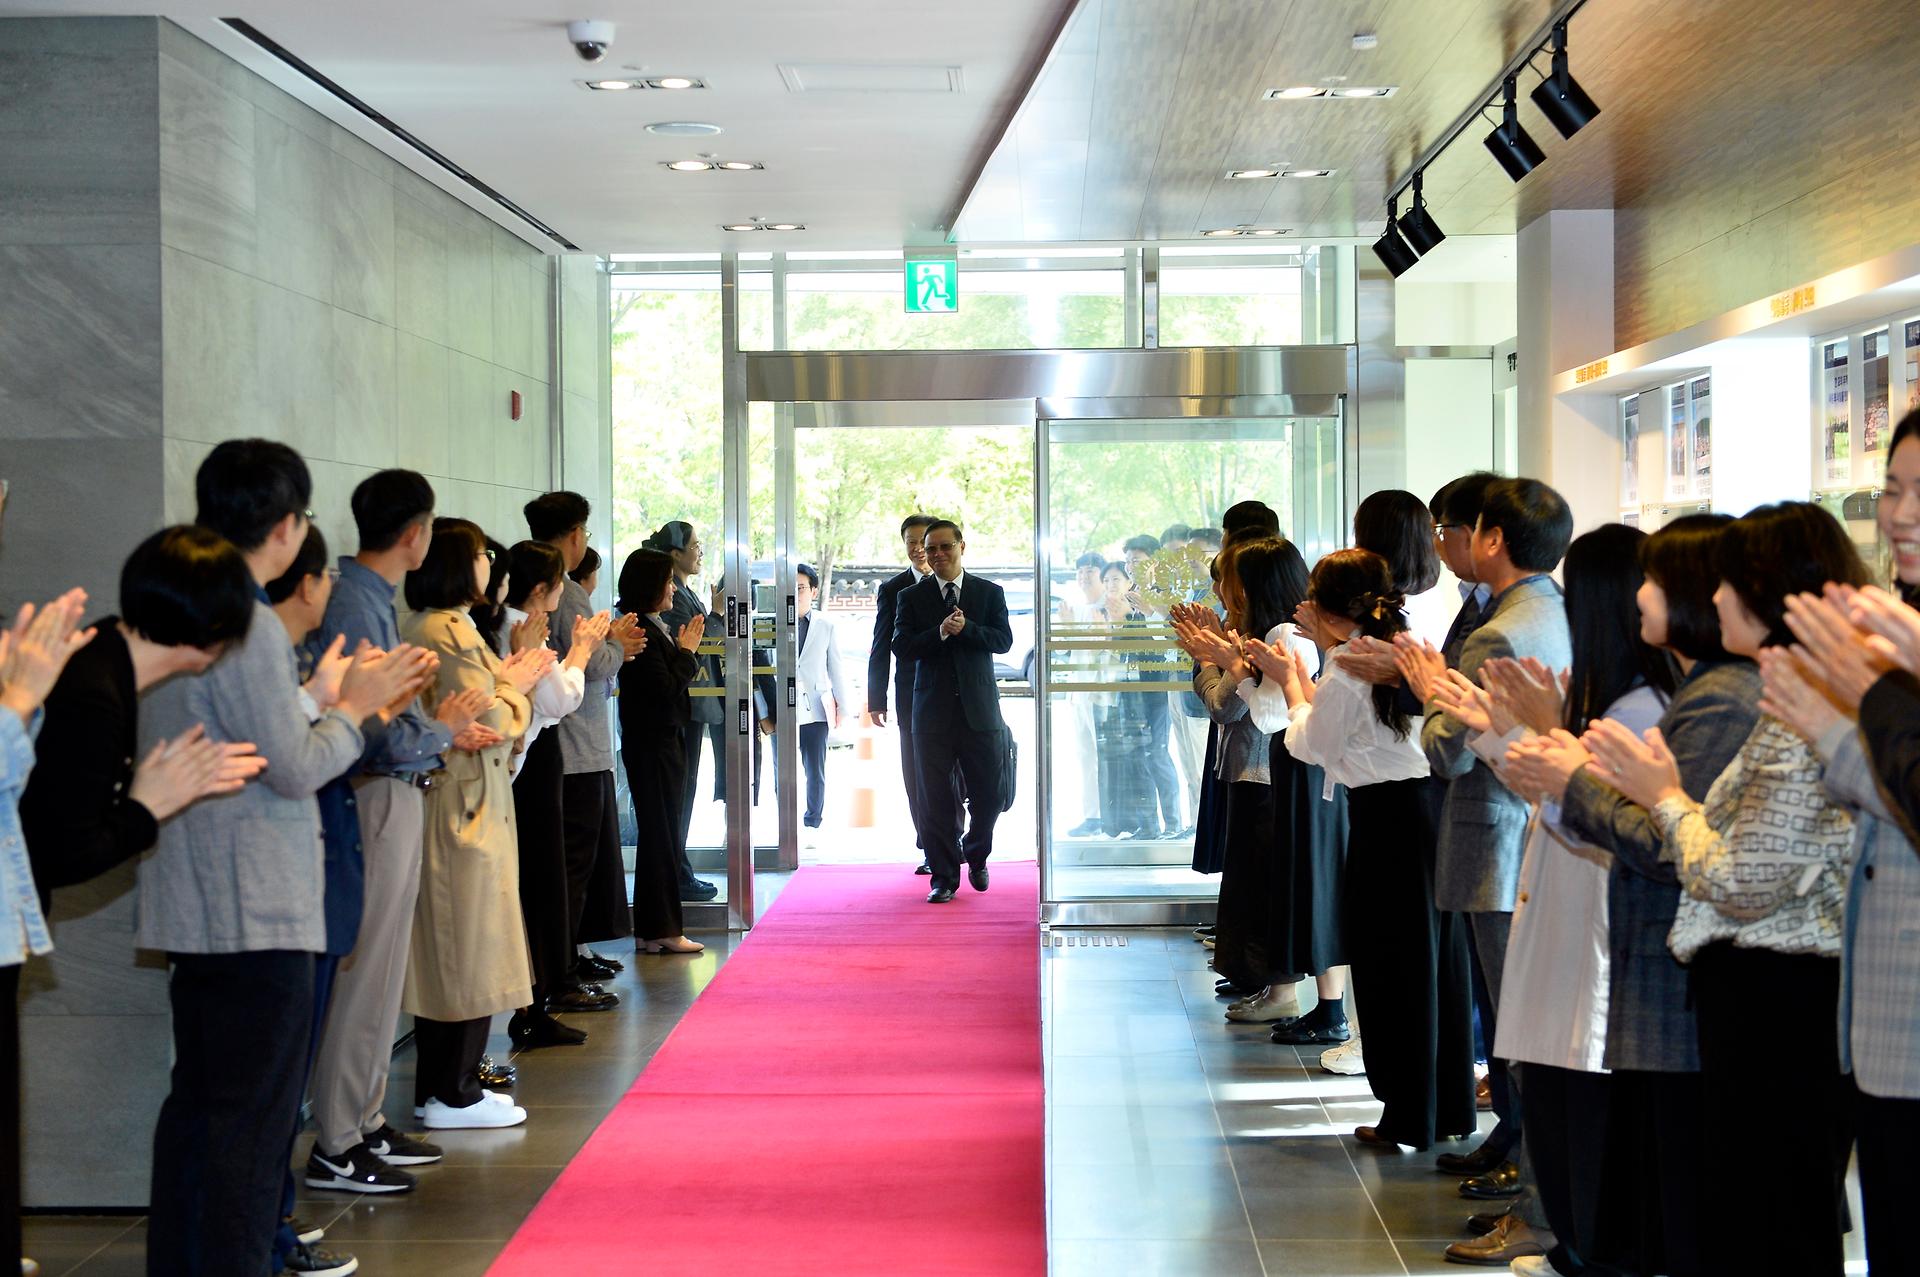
left=1232, top=623, right=1319, bottom=733
left=507, top=605, right=587, bottom=780
left=1280, top=645, right=1430, bottom=791
left=934, top=571, right=966, bottom=640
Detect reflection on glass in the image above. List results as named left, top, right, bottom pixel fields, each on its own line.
left=1823, top=340, right=1852, bottom=488
left=1863, top=328, right=1889, bottom=462
left=1689, top=377, right=1712, bottom=500
left=1620, top=394, right=1640, bottom=509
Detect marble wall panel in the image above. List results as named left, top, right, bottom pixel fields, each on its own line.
left=330, top=308, right=398, bottom=469
left=395, top=332, right=451, bottom=478
left=255, top=280, right=336, bottom=456
left=160, top=246, right=260, bottom=445
left=446, top=350, right=498, bottom=484
left=491, top=239, right=536, bottom=379
left=328, top=148, right=397, bottom=327
left=0, top=17, right=160, bottom=246
left=161, top=435, right=215, bottom=525
left=394, top=191, right=450, bottom=346
left=0, top=437, right=163, bottom=620
left=0, top=243, right=161, bottom=439
left=445, top=220, right=494, bottom=361
left=490, top=363, right=543, bottom=485
left=304, top=456, right=377, bottom=560
left=251, top=109, right=334, bottom=304
left=156, top=47, right=255, bottom=273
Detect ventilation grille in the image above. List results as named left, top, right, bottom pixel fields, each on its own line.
left=778, top=63, right=964, bottom=94
left=1045, top=934, right=1128, bottom=948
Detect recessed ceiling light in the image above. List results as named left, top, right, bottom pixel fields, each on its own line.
left=649, top=76, right=704, bottom=90
left=646, top=121, right=724, bottom=136
left=766, top=223, right=805, bottom=232
left=723, top=223, right=763, bottom=232
left=1203, top=228, right=1244, bottom=237
left=665, top=159, right=716, bottom=172
left=1268, top=86, right=1324, bottom=100
left=716, top=161, right=763, bottom=171
left=1245, top=228, right=1286, bottom=237
left=1227, top=168, right=1283, bottom=180
left=587, top=79, right=634, bottom=91
left=1332, top=86, right=1395, bottom=98
left=1281, top=168, right=1334, bottom=178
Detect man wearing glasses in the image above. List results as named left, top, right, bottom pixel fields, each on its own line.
left=891, top=520, right=1013, bottom=903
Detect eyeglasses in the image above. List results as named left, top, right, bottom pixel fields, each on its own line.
left=1432, top=522, right=1469, bottom=536
left=302, top=508, right=315, bottom=522
left=482, top=549, right=497, bottom=563
left=925, top=541, right=960, bottom=553
left=324, top=566, right=341, bottom=583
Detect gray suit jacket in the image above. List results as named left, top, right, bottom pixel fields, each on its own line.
left=551, top=577, right=622, bottom=774
left=1194, top=664, right=1268, bottom=785
left=137, top=601, right=364, bottom=954
left=1423, top=575, right=1570, bottom=913
left=1560, top=658, right=1759, bottom=1072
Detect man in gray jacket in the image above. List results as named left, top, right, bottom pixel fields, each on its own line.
left=138, top=441, right=427, bottom=1274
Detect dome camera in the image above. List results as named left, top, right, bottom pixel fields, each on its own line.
left=567, top=20, right=615, bottom=63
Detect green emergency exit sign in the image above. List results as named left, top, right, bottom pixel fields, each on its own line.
left=904, top=258, right=959, bottom=313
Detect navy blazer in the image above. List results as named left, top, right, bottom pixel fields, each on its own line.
left=890, top=573, right=1012, bottom=734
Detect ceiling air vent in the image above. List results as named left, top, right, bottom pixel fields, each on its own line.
left=777, top=63, right=964, bottom=94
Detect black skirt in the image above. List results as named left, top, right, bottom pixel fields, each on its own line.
left=1265, top=734, right=1348, bottom=976
left=1189, top=724, right=1228, bottom=875
left=511, top=729, right=572, bottom=1003
left=1211, top=778, right=1278, bottom=989
left=625, top=725, right=688, bottom=941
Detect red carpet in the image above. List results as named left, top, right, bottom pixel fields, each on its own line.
left=489, top=862, right=1046, bottom=1276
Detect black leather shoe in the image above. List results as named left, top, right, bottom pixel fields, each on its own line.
left=576, top=955, right=619, bottom=982
left=1268, top=1001, right=1350, bottom=1045
left=1466, top=1212, right=1504, bottom=1236
left=680, top=878, right=719, bottom=902
left=1458, top=1162, right=1524, bottom=1199
left=550, top=987, right=617, bottom=1012
left=927, top=886, right=956, bottom=903
left=915, top=861, right=932, bottom=875
left=586, top=949, right=625, bottom=974
left=508, top=1011, right=588, bottom=1048
left=477, top=1055, right=517, bottom=1087
left=1435, top=1141, right=1507, bottom=1177
left=968, top=865, right=989, bottom=892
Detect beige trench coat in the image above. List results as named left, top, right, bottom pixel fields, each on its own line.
left=400, top=607, right=534, bottom=1023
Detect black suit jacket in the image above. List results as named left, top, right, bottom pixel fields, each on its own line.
left=1860, top=669, right=1920, bottom=837
left=867, top=568, right=919, bottom=716
left=891, top=574, right=1012, bottom=734
left=617, top=616, right=699, bottom=754
left=18, top=620, right=159, bottom=899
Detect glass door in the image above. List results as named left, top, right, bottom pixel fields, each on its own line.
left=1036, top=413, right=1344, bottom=920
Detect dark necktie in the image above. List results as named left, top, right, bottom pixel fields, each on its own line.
left=798, top=613, right=811, bottom=653
left=944, top=581, right=959, bottom=612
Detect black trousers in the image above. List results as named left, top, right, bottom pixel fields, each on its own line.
left=562, top=770, right=632, bottom=945
left=148, top=950, right=311, bottom=1277
left=913, top=725, right=1002, bottom=892
left=1854, top=1079, right=1920, bottom=1275
left=1343, top=778, right=1476, bottom=1148
left=799, top=721, right=829, bottom=826
left=412, top=1015, right=491, bottom=1109
left=897, top=706, right=926, bottom=850
left=1598, top=1068, right=1705, bottom=1277
left=677, top=719, right=712, bottom=889
left=1465, top=909, right=1520, bottom=1158
left=515, top=731, right=574, bottom=1006
left=1692, top=943, right=1850, bottom=1277
left=0, top=965, right=18, bottom=1267
left=1515, top=1064, right=1612, bottom=1274
left=626, top=728, right=688, bottom=941
left=272, top=954, right=340, bottom=1269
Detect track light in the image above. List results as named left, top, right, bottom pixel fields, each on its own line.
left=1483, top=76, right=1545, bottom=181
left=1397, top=171, right=1445, bottom=256
left=1372, top=197, right=1419, bottom=277
left=1529, top=20, right=1599, bottom=138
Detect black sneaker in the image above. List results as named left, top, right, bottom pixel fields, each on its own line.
left=281, top=1241, right=358, bottom=1276
left=1269, top=999, right=1351, bottom=1046
left=577, top=954, right=619, bottom=981
left=365, top=1122, right=443, bottom=1166
left=304, top=1142, right=417, bottom=1195
left=287, top=1216, right=323, bottom=1245
left=680, top=878, right=720, bottom=902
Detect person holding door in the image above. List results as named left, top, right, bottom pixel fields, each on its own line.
left=794, top=563, right=849, bottom=847
left=891, top=520, right=1013, bottom=903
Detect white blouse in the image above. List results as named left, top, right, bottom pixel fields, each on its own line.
left=1233, top=624, right=1321, bottom=734
left=1280, top=648, right=1429, bottom=791
left=507, top=606, right=586, bottom=780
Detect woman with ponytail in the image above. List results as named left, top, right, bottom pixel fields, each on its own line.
left=1255, top=548, right=1472, bottom=1149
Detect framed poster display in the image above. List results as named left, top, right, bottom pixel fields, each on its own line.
left=1689, top=376, right=1712, bottom=498
left=1822, top=339, right=1851, bottom=488
left=1905, top=318, right=1920, bottom=414
left=1666, top=384, right=1690, bottom=500
left=1862, top=328, right=1890, bottom=465
left=1620, top=394, right=1639, bottom=509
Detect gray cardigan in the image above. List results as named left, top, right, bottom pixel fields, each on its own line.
left=551, top=577, right=622, bottom=774
left=1194, top=664, right=1269, bottom=785
left=1561, top=658, right=1760, bottom=1073
left=137, top=601, right=363, bottom=955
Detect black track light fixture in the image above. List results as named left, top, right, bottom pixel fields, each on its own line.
left=1372, top=196, right=1419, bottom=277
left=1529, top=19, right=1600, bottom=138
left=1397, top=171, right=1445, bottom=256
left=1483, top=76, right=1546, bottom=181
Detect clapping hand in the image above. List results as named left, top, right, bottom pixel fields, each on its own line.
left=1483, top=657, right=1566, bottom=735
left=1169, top=601, right=1224, bottom=635
left=450, top=722, right=505, bottom=753
left=569, top=610, right=613, bottom=670
left=0, top=588, right=95, bottom=723
left=1502, top=729, right=1592, bottom=804
left=1783, top=591, right=1896, bottom=712
left=677, top=612, right=706, bottom=653
left=940, top=608, right=967, bottom=638
left=1391, top=634, right=1448, bottom=705
left=1331, top=634, right=1403, bottom=688
left=128, top=724, right=269, bottom=821
left=1757, top=646, right=1847, bottom=743
left=500, top=645, right=557, bottom=695
left=432, top=687, right=492, bottom=737
left=1292, top=599, right=1335, bottom=649
left=1839, top=584, right=1920, bottom=675
left=1581, top=720, right=1685, bottom=809
left=1245, top=636, right=1314, bottom=706
left=1430, top=669, right=1505, bottom=737
left=510, top=609, right=550, bottom=655
left=337, top=643, right=436, bottom=723
left=610, top=612, right=647, bottom=660
left=303, top=635, right=356, bottom=711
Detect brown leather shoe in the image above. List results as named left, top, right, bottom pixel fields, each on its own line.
left=1353, top=1125, right=1403, bottom=1148
left=1441, top=1213, right=1550, bottom=1265
left=1457, top=1160, right=1523, bottom=1199
left=1475, top=1075, right=1493, bottom=1110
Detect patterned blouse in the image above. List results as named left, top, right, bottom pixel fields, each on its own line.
left=1653, top=714, right=1855, bottom=963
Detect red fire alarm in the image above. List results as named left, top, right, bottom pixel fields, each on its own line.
left=509, top=390, right=523, bottom=421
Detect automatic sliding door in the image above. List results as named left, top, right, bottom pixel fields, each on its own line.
left=1040, top=414, right=1342, bottom=911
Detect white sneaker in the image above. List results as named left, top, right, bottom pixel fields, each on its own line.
left=1321, top=1036, right=1366, bottom=1075
left=1509, top=1257, right=1555, bottom=1276
left=1224, top=985, right=1303, bottom=1024
left=421, top=1097, right=527, bottom=1130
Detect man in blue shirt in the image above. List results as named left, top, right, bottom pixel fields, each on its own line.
left=304, top=472, right=487, bottom=1198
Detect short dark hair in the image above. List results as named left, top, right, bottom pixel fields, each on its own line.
left=924, top=519, right=963, bottom=544
left=1221, top=500, right=1279, bottom=538
left=120, top=525, right=256, bottom=648
left=1160, top=523, right=1192, bottom=544
left=1353, top=489, right=1442, bottom=596
left=900, top=514, right=935, bottom=536
left=194, top=439, right=311, bottom=552
left=506, top=540, right=566, bottom=608
left=569, top=546, right=601, bottom=585
left=1477, top=478, right=1573, bottom=571
left=1102, top=560, right=1131, bottom=581
left=351, top=469, right=435, bottom=552
left=1431, top=471, right=1501, bottom=527
left=1123, top=534, right=1161, bottom=557
left=524, top=491, right=590, bottom=543
left=1074, top=551, right=1106, bottom=571
left=796, top=562, right=820, bottom=589
left=1233, top=536, right=1310, bottom=639
left=1188, top=527, right=1223, bottom=549
left=617, top=547, right=676, bottom=615
left=1641, top=513, right=1734, bottom=663
left=263, top=526, right=330, bottom=605
left=405, top=518, right=487, bottom=611
left=1562, top=524, right=1675, bottom=732
left=1718, top=502, right=1872, bottom=649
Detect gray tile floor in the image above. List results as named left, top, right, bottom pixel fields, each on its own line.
left=26, top=904, right=1869, bottom=1276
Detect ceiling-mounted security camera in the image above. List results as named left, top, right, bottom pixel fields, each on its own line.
left=567, top=20, right=616, bottom=63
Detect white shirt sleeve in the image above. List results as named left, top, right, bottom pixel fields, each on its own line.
left=532, top=664, right=587, bottom=722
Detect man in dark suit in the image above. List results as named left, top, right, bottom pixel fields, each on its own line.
left=891, top=519, right=1012, bottom=903
left=868, top=514, right=938, bottom=873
